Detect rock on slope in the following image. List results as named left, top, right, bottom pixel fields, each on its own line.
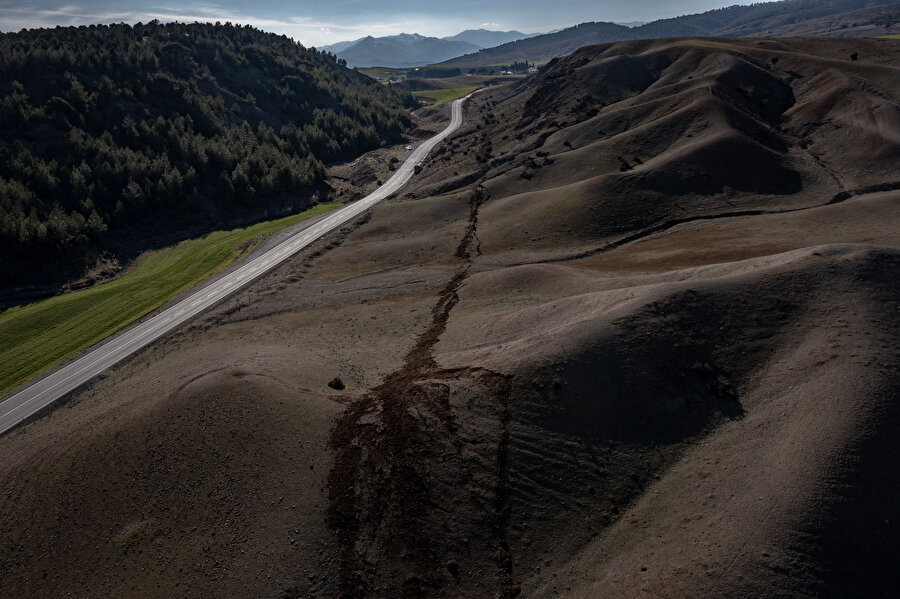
left=0, top=37, right=898, bottom=598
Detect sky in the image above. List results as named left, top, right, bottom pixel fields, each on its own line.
left=0, top=0, right=756, bottom=46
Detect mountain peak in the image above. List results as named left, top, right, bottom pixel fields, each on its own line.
left=442, top=28, right=531, bottom=48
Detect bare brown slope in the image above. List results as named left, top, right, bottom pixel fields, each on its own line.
left=415, top=37, right=899, bottom=266
left=435, top=242, right=900, bottom=598
left=0, top=370, right=343, bottom=598
left=0, top=38, right=898, bottom=599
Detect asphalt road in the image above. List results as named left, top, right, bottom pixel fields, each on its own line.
left=0, top=93, right=473, bottom=437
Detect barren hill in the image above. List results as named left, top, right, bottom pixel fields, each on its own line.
left=1, top=37, right=899, bottom=598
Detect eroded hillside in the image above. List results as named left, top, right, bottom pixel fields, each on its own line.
left=1, top=37, right=898, bottom=598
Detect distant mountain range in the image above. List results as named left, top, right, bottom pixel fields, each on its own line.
left=437, top=0, right=899, bottom=68
left=320, top=29, right=533, bottom=68
left=318, top=38, right=363, bottom=54
left=443, top=29, right=533, bottom=47
left=321, top=0, right=898, bottom=70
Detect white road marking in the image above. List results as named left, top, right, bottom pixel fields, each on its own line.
left=0, top=93, right=476, bottom=436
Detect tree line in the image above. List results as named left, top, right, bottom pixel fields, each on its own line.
left=0, top=21, right=416, bottom=287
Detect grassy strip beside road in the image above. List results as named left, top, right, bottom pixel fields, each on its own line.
left=413, top=86, right=480, bottom=107
left=0, top=203, right=340, bottom=398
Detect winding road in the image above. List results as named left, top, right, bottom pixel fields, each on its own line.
left=0, top=93, right=474, bottom=436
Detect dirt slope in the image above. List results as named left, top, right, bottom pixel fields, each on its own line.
left=0, top=37, right=898, bottom=598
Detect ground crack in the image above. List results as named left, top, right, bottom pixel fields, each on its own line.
left=326, top=185, right=515, bottom=598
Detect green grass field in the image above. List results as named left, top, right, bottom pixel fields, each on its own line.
left=412, top=86, right=479, bottom=106
left=880, top=33, right=900, bottom=39
left=0, top=203, right=340, bottom=398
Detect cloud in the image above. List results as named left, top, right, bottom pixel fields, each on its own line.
left=0, top=1, right=475, bottom=45
left=480, top=22, right=501, bottom=28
